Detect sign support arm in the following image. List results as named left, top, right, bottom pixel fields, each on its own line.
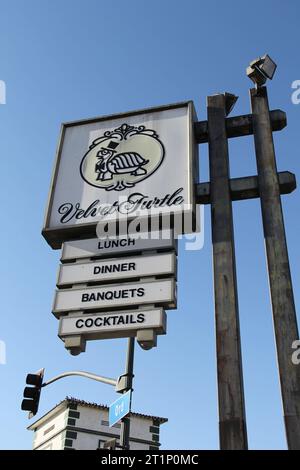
left=42, top=370, right=117, bottom=388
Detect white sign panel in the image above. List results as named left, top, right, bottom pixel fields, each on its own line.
left=57, top=253, right=176, bottom=286
left=53, top=279, right=176, bottom=316
left=58, top=308, right=166, bottom=341
left=43, top=101, right=198, bottom=248
left=61, top=231, right=176, bottom=261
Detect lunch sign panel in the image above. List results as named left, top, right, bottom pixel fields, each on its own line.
left=58, top=308, right=166, bottom=341
left=61, top=231, right=177, bottom=261
left=42, top=101, right=198, bottom=249
left=57, top=252, right=176, bottom=286
left=52, top=279, right=176, bottom=316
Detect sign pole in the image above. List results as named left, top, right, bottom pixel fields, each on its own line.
left=119, top=337, right=135, bottom=450
left=250, top=86, right=300, bottom=450
left=207, top=93, right=248, bottom=450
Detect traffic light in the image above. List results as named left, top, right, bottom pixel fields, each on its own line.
left=21, top=368, right=44, bottom=418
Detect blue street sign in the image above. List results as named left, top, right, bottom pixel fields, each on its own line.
left=109, top=390, right=131, bottom=427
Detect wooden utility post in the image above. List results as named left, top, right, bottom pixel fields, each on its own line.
left=250, top=86, right=300, bottom=450
left=195, top=81, right=298, bottom=449
left=207, top=94, right=248, bottom=450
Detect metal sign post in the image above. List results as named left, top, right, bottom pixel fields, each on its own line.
left=119, top=337, right=135, bottom=450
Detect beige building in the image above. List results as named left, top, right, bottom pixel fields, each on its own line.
left=28, top=397, right=167, bottom=450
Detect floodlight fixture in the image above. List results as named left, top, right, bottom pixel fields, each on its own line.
left=246, top=54, right=277, bottom=87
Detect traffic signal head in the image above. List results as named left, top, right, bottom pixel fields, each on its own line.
left=26, top=373, right=43, bottom=387
left=21, top=368, right=44, bottom=418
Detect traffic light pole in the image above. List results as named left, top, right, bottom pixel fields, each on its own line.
left=41, top=340, right=135, bottom=450
left=119, top=337, right=135, bottom=450
left=22, top=369, right=118, bottom=418
left=42, top=370, right=117, bottom=388
left=23, top=351, right=135, bottom=449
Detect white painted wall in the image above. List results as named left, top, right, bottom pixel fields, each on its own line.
left=32, top=403, right=163, bottom=450
left=33, top=406, right=67, bottom=450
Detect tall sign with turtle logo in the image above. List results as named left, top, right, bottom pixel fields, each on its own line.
left=80, top=123, right=165, bottom=191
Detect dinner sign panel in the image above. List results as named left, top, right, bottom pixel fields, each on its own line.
left=57, top=253, right=176, bottom=286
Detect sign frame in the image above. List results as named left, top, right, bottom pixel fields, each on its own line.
left=42, top=101, right=198, bottom=249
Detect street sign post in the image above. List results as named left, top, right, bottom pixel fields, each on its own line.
left=109, top=390, right=132, bottom=428
left=42, top=101, right=191, bottom=450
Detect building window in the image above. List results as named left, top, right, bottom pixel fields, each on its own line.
left=152, top=434, right=159, bottom=442
left=64, top=439, right=73, bottom=448
left=66, top=431, right=77, bottom=440
left=149, top=426, right=159, bottom=434
left=98, top=439, right=105, bottom=449
left=69, top=411, right=80, bottom=419
left=67, top=418, right=76, bottom=426
left=43, top=424, right=55, bottom=436
left=68, top=403, right=78, bottom=410
left=149, top=445, right=159, bottom=450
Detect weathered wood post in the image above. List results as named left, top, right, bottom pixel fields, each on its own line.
left=207, top=93, right=248, bottom=450
left=250, top=86, right=300, bottom=450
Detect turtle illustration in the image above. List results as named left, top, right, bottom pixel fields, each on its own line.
left=80, top=124, right=165, bottom=191
left=95, top=140, right=149, bottom=183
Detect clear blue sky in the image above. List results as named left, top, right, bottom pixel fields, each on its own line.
left=0, top=0, right=300, bottom=450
